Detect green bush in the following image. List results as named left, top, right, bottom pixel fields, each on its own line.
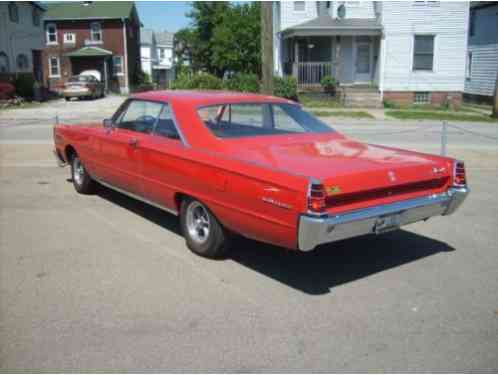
left=14, top=73, right=35, bottom=99
left=383, top=99, right=400, bottom=109
left=171, top=72, right=223, bottom=90
left=320, top=75, right=337, bottom=95
left=273, top=76, right=297, bottom=100
left=223, top=73, right=260, bottom=93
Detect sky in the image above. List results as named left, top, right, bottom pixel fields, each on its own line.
left=135, top=1, right=192, bottom=33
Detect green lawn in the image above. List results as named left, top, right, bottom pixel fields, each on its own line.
left=311, top=110, right=374, bottom=119
left=299, top=94, right=343, bottom=109
left=386, top=110, right=498, bottom=122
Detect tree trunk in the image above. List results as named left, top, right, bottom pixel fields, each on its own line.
left=261, top=2, right=274, bottom=95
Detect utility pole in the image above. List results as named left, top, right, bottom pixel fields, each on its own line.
left=493, top=70, right=498, bottom=118
left=261, top=1, right=274, bottom=95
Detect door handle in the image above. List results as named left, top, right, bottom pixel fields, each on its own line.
left=129, top=138, right=139, bottom=147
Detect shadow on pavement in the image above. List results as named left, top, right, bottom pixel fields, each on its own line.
left=93, top=182, right=454, bottom=295
left=96, top=185, right=181, bottom=235
left=229, top=230, right=454, bottom=295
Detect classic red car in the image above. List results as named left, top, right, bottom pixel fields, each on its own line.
left=53, top=91, right=469, bottom=258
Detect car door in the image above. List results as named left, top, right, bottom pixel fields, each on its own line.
left=96, top=99, right=164, bottom=196
left=138, top=103, right=188, bottom=212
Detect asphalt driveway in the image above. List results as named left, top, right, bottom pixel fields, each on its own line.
left=0, top=96, right=497, bottom=371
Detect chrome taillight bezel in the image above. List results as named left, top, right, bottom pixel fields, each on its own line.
left=453, top=160, right=467, bottom=187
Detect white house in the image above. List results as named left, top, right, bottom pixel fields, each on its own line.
left=273, top=1, right=469, bottom=107
left=140, top=28, right=158, bottom=79
left=140, top=28, right=174, bottom=87
left=154, top=31, right=175, bottom=87
left=0, top=1, right=45, bottom=80
left=464, top=1, right=498, bottom=102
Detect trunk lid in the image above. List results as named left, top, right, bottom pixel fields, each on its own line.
left=224, top=133, right=453, bottom=212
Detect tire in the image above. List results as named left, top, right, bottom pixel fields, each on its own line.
left=70, top=154, right=95, bottom=194
left=180, top=198, right=230, bottom=258
left=65, top=97, right=71, bottom=102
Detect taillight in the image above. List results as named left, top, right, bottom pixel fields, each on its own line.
left=308, top=182, right=327, bottom=214
left=453, top=161, right=467, bottom=187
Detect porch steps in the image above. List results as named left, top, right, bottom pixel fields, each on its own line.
left=342, top=86, right=382, bottom=108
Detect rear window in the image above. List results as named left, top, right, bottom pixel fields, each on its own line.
left=197, top=103, right=333, bottom=138
left=69, top=76, right=91, bottom=82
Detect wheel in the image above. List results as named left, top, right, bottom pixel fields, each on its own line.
left=70, top=154, right=95, bottom=194
left=180, top=198, right=230, bottom=258
left=65, top=97, right=71, bottom=102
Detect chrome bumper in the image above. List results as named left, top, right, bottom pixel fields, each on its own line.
left=298, top=187, right=469, bottom=251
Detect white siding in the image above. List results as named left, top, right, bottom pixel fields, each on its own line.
left=464, top=4, right=498, bottom=97
left=141, top=46, right=152, bottom=75
left=464, top=44, right=498, bottom=97
left=0, top=2, right=44, bottom=73
left=331, top=1, right=376, bottom=19
left=381, top=1, right=469, bottom=92
left=280, top=1, right=317, bottom=30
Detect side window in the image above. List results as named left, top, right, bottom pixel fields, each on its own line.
left=273, top=105, right=305, bottom=133
left=223, top=104, right=265, bottom=128
left=154, top=104, right=181, bottom=140
left=117, top=100, right=163, bottom=134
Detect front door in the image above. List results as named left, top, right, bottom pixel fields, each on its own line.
left=354, top=40, right=373, bottom=83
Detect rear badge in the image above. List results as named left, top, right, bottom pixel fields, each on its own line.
left=433, top=167, right=446, bottom=174
left=261, top=197, right=292, bottom=210
left=388, top=171, right=397, bottom=183
left=327, top=186, right=342, bottom=195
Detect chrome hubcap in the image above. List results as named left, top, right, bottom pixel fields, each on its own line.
left=73, top=158, right=85, bottom=186
left=186, top=201, right=210, bottom=244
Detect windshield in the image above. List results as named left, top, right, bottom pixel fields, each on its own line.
left=69, top=76, right=91, bottom=83
left=197, top=103, right=333, bottom=138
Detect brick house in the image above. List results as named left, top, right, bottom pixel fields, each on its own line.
left=43, top=1, right=141, bottom=94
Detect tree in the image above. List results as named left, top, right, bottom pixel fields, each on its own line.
left=178, top=2, right=261, bottom=78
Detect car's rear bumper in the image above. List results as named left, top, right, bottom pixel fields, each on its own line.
left=63, top=90, right=90, bottom=98
left=298, top=187, right=469, bottom=251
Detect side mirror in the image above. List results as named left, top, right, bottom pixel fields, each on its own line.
left=103, top=119, right=113, bottom=129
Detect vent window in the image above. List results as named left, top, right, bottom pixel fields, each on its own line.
left=414, top=92, right=431, bottom=104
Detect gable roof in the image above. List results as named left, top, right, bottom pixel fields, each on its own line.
left=65, top=46, right=113, bottom=57
left=140, top=28, right=154, bottom=45
left=156, top=31, right=174, bottom=46
left=45, top=1, right=135, bottom=21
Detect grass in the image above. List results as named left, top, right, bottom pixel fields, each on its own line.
left=299, top=94, right=343, bottom=109
left=311, top=110, right=374, bottom=119
left=0, top=101, right=43, bottom=112
left=385, top=110, right=498, bottom=122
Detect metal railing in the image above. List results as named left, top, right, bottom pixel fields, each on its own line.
left=294, top=62, right=334, bottom=89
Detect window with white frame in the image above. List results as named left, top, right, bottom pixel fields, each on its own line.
left=46, top=23, right=57, bottom=44
left=413, top=35, right=434, bottom=71
left=64, top=32, right=76, bottom=44
left=293, top=1, right=305, bottom=11
left=0, top=52, right=10, bottom=73
left=113, top=55, right=123, bottom=76
left=32, top=7, right=41, bottom=27
left=158, top=48, right=165, bottom=60
left=466, top=52, right=472, bottom=79
left=16, top=54, right=29, bottom=71
left=90, top=22, right=103, bottom=42
left=8, top=2, right=18, bottom=23
left=49, top=56, right=60, bottom=77
left=414, top=92, right=431, bottom=104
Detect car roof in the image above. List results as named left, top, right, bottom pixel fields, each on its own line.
left=131, top=90, right=296, bottom=107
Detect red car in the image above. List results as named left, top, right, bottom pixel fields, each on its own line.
left=53, top=91, right=469, bottom=258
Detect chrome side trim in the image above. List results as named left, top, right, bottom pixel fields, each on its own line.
left=93, top=177, right=179, bottom=216
left=298, top=187, right=469, bottom=252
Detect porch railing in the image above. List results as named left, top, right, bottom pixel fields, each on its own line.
left=294, top=62, right=334, bottom=89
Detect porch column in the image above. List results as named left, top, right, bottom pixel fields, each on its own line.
left=335, top=36, right=341, bottom=82
left=292, top=38, right=299, bottom=80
